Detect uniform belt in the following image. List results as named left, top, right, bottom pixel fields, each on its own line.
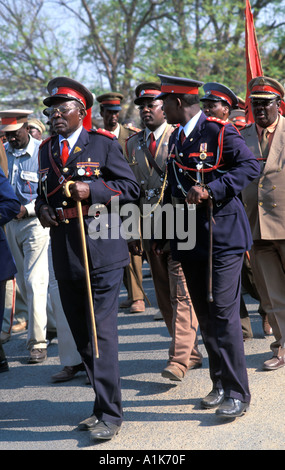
left=55, top=205, right=90, bottom=222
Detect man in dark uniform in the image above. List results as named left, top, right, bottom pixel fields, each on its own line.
left=200, top=82, right=238, bottom=121
left=96, top=92, right=144, bottom=313
left=35, top=77, right=140, bottom=441
left=0, top=167, right=21, bottom=372
left=155, top=74, right=260, bottom=419
left=200, top=83, right=259, bottom=341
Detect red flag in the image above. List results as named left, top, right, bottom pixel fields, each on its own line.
left=280, top=100, right=285, bottom=116
left=83, top=107, right=92, bottom=130
left=245, top=0, right=263, bottom=122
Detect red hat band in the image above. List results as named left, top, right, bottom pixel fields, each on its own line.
left=53, top=87, right=87, bottom=107
left=139, top=89, right=161, bottom=97
left=161, top=84, right=199, bottom=95
left=251, top=85, right=281, bottom=97
left=2, top=118, right=18, bottom=125
left=101, top=100, right=121, bottom=105
left=210, top=91, right=232, bottom=106
left=2, top=117, right=27, bottom=126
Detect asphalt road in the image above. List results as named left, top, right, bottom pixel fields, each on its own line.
left=0, top=262, right=284, bottom=452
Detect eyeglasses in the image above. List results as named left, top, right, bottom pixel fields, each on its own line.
left=47, top=105, right=78, bottom=117
left=250, top=98, right=277, bottom=108
left=137, top=103, right=162, bottom=111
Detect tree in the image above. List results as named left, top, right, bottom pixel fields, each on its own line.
left=56, top=0, right=171, bottom=117
left=0, top=0, right=76, bottom=112
left=0, top=0, right=284, bottom=119
left=56, top=0, right=285, bottom=118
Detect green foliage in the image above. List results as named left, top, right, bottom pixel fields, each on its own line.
left=0, top=0, right=284, bottom=118
left=0, top=0, right=77, bottom=113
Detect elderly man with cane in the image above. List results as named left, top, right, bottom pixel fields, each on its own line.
left=35, top=77, right=140, bottom=442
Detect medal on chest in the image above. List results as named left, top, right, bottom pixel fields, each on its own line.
left=199, top=143, right=207, bottom=160
left=76, top=161, right=101, bottom=178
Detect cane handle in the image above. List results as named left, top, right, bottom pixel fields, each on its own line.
left=64, top=180, right=75, bottom=198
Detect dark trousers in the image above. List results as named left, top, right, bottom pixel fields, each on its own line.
left=58, top=267, right=124, bottom=425
left=181, top=253, right=251, bottom=403
left=0, top=280, right=6, bottom=332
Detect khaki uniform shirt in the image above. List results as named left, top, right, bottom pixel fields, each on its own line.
left=0, top=141, right=8, bottom=176
left=241, top=115, right=285, bottom=240
left=126, top=122, right=174, bottom=250
left=106, top=123, right=139, bottom=159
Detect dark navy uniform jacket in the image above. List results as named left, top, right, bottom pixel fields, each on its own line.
left=164, top=112, right=261, bottom=261
left=0, top=167, right=21, bottom=281
left=35, top=127, right=140, bottom=280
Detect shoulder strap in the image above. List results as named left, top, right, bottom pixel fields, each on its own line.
left=138, top=134, right=164, bottom=179
left=125, top=131, right=141, bottom=161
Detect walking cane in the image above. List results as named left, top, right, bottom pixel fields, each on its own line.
left=207, top=197, right=214, bottom=303
left=64, top=181, right=99, bottom=358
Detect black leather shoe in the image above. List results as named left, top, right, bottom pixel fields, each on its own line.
left=216, top=398, right=249, bottom=418
left=201, top=387, right=224, bottom=409
left=90, top=420, right=121, bottom=441
left=28, top=349, right=47, bottom=364
left=52, top=363, right=85, bottom=382
left=78, top=414, right=99, bottom=431
left=0, top=359, right=9, bottom=373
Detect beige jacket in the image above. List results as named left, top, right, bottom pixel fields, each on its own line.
left=0, top=141, right=8, bottom=176
left=126, top=123, right=174, bottom=250
left=117, top=124, right=137, bottom=159
left=241, top=115, right=285, bottom=240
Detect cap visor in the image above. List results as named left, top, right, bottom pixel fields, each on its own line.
left=0, top=123, right=25, bottom=132
left=155, top=92, right=168, bottom=100
left=43, top=95, right=84, bottom=107
left=102, top=105, right=121, bottom=111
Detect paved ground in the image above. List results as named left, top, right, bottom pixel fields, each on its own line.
left=0, top=262, right=284, bottom=452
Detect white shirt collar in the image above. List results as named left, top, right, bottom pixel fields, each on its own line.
left=145, top=121, right=167, bottom=141
left=8, top=134, right=36, bottom=157
left=178, top=110, right=202, bottom=138
left=59, top=125, right=83, bottom=152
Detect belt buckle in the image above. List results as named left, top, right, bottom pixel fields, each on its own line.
left=55, top=207, right=65, bottom=222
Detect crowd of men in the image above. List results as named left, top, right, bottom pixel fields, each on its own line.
left=0, top=72, right=284, bottom=443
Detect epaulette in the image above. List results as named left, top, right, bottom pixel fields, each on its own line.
left=95, top=128, right=116, bottom=139
left=123, top=124, right=141, bottom=133
left=206, top=116, right=229, bottom=126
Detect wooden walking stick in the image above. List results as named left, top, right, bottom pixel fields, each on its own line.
left=64, top=181, right=99, bottom=358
